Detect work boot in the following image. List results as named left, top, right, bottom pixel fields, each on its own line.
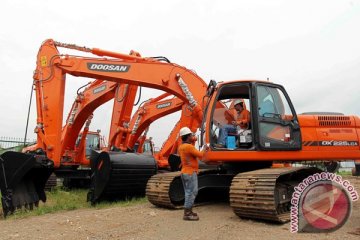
left=183, top=208, right=199, bottom=221
left=190, top=207, right=198, bottom=217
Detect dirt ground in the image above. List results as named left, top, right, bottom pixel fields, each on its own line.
left=0, top=177, right=359, bottom=240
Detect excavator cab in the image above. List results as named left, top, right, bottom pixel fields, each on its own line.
left=133, top=139, right=154, bottom=155
left=255, top=83, right=301, bottom=150
left=206, top=82, right=302, bottom=151
left=75, top=131, right=102, bottom=158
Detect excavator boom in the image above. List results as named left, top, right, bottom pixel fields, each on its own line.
left=0, top=39, right=208, bottom=215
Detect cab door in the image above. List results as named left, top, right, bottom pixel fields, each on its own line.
left=253, top=83, right=302, bottom=150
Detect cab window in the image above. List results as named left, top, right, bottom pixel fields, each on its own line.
left=256, top=84, right=301, bottom=150
left=210, top=84, right=253, bottom=150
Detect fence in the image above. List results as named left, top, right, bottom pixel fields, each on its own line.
left=0, top=136, right=36, bottom=153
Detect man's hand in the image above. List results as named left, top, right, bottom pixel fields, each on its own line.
left=232, top=120, right=243, bottom=126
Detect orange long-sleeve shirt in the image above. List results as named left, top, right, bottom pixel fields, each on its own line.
left=178, top=143, right=204, bottom=174
left=236, top=109, right=250, bottom=129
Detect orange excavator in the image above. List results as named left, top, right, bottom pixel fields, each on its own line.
left=126, top=94, right=184, bottom=167
left=20, top=79, right=126, bottom=189
left=56, top=83, right=166, bottom=188
left=89, top=94, right=188, bottom=202
left=18, top=65, right=182, bottom=193
left=107, top=84, right=139, bottom=152
left=49, top=81, right=179, bottom=188
left=58, top=81, right=184, bottom=190
left=1, top=39, right=360, bottom=223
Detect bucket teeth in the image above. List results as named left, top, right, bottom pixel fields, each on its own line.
left=0, top=151, right=53, bottom=217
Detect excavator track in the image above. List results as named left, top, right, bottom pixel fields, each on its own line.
left=44, top=173, right=57, bottom=191
left=146, top=171, right=183, bottom=208
left=230, top=167, right=320, bottom=223
left=146, top=169, right=233, bottom=209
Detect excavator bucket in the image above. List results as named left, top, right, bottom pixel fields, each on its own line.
left=168, top=154, right=181, bottom=171
left=0, top=151, right=53, bottom=217
left=88, top=151, right=157, bottom=203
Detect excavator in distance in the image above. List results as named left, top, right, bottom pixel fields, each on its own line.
left=26, top=77, right=179, bottom=191
left=57, top=79, right=185, bottom=192
left=1, top=39, right=360, bottom=223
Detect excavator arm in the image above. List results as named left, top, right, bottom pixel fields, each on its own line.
left=125, top=94, right=184, bottom=169
left=154, top=120, right=182, bottom=169
left=108, top=84, right=139, bottom=151
left=0, top=39, right=214, bottom=215
left=61, top=80, right=118, bottom=165
left=2, top=39, right=359, bottom=225
left=127, top=94, right=183, bottom=149
left=34, top=39, right=207, bottom=168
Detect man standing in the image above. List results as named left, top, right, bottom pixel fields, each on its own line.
left=178, top=127, right=204, bottom=221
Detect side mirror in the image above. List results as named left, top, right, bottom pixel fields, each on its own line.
left=206, top=80, right=217, bottom=97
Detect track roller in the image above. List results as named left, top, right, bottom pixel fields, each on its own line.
left=230, top=167, right=321, bottom=223
left=44, top=173, right=57, bottom=191
left=146, top=169, right=233, bottom=209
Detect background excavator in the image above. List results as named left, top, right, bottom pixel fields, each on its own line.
left=126, top=94, right=184, bottom=167
left=89, top=94, right=188, bottom=202
left=21, top=78, right=136, bottom=189
left=1, top=39, right=359, bottom=224
left=26, top=78, right=180, bottom=190
left=60, top=82, right=186, bottom=191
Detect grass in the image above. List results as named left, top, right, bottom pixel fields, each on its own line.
left=0, top=144, right=26, bottom=154
left=1, top=187, right=147, bottom=220
left=0, top=145, right=148, bottom=219
left=337, top=171, right=352, bottom=177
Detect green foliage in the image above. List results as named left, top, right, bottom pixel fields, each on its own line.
left=2, top=187, right=146, bottom=220
left=337, top=170, right=352, bottom=176
left=13, top=144, right=26, bottom=152
left=0, top=144, right=26, bottom=154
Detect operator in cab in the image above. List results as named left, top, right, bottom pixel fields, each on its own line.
left=216, top=99, right=250, bottom=148
left=178, top=127, right=205, bottom=221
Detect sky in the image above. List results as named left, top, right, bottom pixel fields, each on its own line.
left=0, top=0, right=359, bottom=148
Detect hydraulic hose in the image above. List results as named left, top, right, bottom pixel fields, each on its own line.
left=23, top=82, right=34, bottom=146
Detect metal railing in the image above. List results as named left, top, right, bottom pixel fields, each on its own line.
left=0, top=136, right=36, bottom=153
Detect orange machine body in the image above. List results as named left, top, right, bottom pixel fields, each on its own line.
left=126, top=94, right=184, bottom=168
left=3, top=39, right=360, bottom=219
left=202, top=81, right=360, bottom=163
left=30, top=79, right=118, bottom=166
left=33, top=39, right=206, bottom=168
left=34, top=39, right=360, bottom=169
left=108, top=84, right=138, bottom=151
